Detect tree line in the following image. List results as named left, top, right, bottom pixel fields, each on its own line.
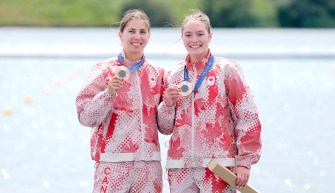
left=123, top=0, right=335, bottom=28
left=1, top=0, right=334, bottom=27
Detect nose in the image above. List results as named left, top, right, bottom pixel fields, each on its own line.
left=190, top=35, right=198, bottom=42
left=134, top=32, right=141, bottom=39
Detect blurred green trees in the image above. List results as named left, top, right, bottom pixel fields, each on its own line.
left=202, top=0, right=257, bottom=27
left=120, top=0, right=172, bottom=27
left=201, top=0, right=335, bottom=28
left=278, top=0, right=335, bottom=27
left=0, top=0, right=334, bottom=27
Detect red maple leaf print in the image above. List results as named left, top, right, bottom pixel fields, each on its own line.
left=194, top=98, right=206, bottom=116
left=143, top=105, right=156, bottom=128
left=144, top=127, right=157, bottom=144
left=204, top=168, right=225, bottom=192
left=141, top=70, right=150, bottom=88
left=176, top=108, right=192, bottom=128
left=103, top=67, right=113, bottom=84
left=121, top=137, right=139, bottom=152
left=168, top=138, right=185, bottom=159
left=215, top=103, right=225, bottom=117
left=208, top=86, right=218, bottom=102
left=148, top=74, right=160, bottom=95
left=141, top=70, right=160, bottom=103
left=114, top=83, right=133, bottom=112
left=92, top=124, right=104, bottom=160
left=206, top=71, right=218, bottom=102
left=106, top=113, right=118, bottom=141
left=215, top=94, right=227, bottom=115
left=202, top=122, right=223, bottom=144
left=154, top=180, right=162, bottom=193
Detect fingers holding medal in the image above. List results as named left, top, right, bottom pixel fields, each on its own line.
left=107, top=76, right=124, bottom=96
left=178, top=81, right=192, bottom=96
left=107, top=66, right=128, bottom=96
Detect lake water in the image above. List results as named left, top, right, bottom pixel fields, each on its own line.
left=1, top=27, right=335, bottom=193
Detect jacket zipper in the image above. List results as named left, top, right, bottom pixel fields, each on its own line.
left=191, top=67, right=197, bottom=167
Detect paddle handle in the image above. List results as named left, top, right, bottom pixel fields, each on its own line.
left=207, top=159, right=259, bottom=193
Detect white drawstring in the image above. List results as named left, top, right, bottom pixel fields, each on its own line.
left=164, top=140, right=169, bottom=147
left=164, top=169, right=169, bottom=180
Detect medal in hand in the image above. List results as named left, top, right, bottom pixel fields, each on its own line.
left=178, top=81, right=192, bottom=96
left=115, top=66, right=130, bottom=80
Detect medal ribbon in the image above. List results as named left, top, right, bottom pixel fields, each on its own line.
left=117, top=53, right=145, bottom=72
left=184, top=55, right=214, bottom=92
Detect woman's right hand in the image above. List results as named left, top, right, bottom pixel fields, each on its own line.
left=164, top=85, right=179, bottom=107
left=107, top=76, right=125, bottom=96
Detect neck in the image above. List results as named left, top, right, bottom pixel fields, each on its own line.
left=124, top=51, right=143, bottom=62
left=189, top=50, right=209, bottom=63
left=189, top=54, right=207, bottom=71
left=190, top=55, right=204, bottom=63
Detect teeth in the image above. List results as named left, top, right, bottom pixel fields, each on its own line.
left=132, top=43, right=141, bottom=46
left=190, top=45, right=200, bottom=48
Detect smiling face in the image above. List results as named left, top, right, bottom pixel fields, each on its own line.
left=182, top=20, right=212, bottom=62
left=118, top=18, right=150, bottom=61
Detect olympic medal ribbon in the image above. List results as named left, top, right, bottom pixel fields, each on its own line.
left=183, top=55, right=214, bottom=93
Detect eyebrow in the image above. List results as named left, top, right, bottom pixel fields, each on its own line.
left=127, top=28, right=148, bottom=31
left=184, top=30, right=205, bottom=33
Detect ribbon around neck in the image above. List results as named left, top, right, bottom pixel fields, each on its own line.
left=183, top=55, right=214, bottom=92
left=117, top=53, right=145, bottom=73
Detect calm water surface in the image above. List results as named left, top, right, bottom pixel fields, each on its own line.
left=1, top=28, right=335, bottom=193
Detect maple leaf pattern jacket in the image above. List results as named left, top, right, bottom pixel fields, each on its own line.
left=158, top=52, right=262, bottom=169
left=76, top=56, right=164, bottom=162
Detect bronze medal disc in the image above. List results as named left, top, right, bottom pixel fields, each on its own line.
left=115, top=66, right=130, bottom=80
left=178, top=81, right=192, bottom=96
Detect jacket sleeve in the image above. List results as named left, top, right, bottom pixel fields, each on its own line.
left=224, top=62, right=262, bottom=169
left=75, top=62, right=116, bottom=127
left=157, top=70, right=176, bottom=135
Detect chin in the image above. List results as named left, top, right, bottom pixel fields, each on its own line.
left=189, top=50, right=205, bottom=56
left=131, top=47, right=144, bottom=52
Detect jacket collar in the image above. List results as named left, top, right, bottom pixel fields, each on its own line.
left=120, top=50, right=145, bottom=68
left=185, top=49, right=211, bottom=71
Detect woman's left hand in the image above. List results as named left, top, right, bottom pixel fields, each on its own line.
left=235, top=166, right=250, bottom=189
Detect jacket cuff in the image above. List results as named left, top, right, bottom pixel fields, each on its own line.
left=163, top=100, right=176, bottom=109
left=235, top=153, right=261, bottom=169
left=236, top=160, right=251, bottom=169
left=98, top=88, right=115, bottom=105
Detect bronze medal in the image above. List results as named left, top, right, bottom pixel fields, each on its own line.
left=178, top=81, right=192, bottom=96
left=115, top=66, right=130, bottom=80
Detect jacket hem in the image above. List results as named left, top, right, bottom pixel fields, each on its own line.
left=98, top=151, right=161, bottom=162
left=165, top=158, right=235, bottom=168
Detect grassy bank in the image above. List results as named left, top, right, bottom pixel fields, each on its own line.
left=0, top=0, right=199, bottom=26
